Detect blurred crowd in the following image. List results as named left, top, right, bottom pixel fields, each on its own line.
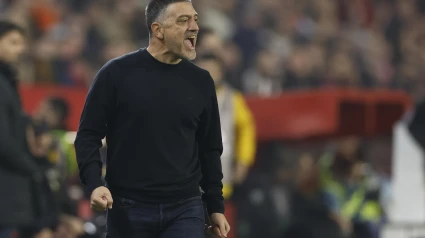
left=0, top=0, right=421, bottom=237
left=0, top=0, right=424, bottom=99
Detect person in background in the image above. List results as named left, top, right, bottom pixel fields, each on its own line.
left=241, top=49, right=284, bottom=96
left=196, top=53, right=256, bottom=200
left=33, top=96, right=69, bottom=131
left=20, top=122, right=59, bottom=238
left=32, top=96, right=78, bottom=181
left=0, top=20, right=49, bottom=238
left=196, top=28, right=242, bottom=90
left=283, top=153, right=344, bottom=238
left=25, top=114, right=84, bottom=238
left=319, top=138, right=383, bottom=238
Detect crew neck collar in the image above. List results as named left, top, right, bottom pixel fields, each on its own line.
left=140, top=48, right=185, bottom=68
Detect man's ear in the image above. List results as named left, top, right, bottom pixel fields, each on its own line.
left=151, top=22, right=164, bottom=40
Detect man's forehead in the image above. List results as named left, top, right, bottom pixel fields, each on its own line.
left=165, top=2, right=197, bottom=17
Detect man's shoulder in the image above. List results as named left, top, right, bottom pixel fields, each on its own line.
left=183, top=59, right=213, bottom=84
left=184, top=59, right=208, bottom=74
left=101, top=49, right=142, bottom=71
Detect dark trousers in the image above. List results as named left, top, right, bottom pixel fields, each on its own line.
left=107, top=196, right=205, bottom=238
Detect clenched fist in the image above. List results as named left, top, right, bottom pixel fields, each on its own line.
left=90, top=186, right=113, bottom=212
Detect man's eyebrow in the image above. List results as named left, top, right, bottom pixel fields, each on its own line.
left=177, top=13, right=198, bottom=18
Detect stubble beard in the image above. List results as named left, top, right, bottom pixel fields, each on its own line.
left=164, top=35, right=196, bottom=61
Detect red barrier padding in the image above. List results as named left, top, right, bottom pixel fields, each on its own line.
left=20, top=86, right=412, bottom=141
left=245, top=88, right=411, bottom=141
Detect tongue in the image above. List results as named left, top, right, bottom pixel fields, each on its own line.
left=184, top=39, right=193, bottom=48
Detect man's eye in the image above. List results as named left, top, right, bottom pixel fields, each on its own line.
left=179, top=19, right=188, bottom=22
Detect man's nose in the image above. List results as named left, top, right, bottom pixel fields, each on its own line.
left=188, top=20, right=199, bottom=32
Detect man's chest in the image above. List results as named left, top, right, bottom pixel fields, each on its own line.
left=116, top=71, right=207, bottom=127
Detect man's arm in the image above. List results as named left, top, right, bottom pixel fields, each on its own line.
left=74, top=61, right=116, bottom=195
left=0, top=102, right=39, bottom=176
left=198, top=74, right=224, bottom=215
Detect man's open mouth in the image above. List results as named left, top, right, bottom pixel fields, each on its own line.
left=184, top=36, right=196, bottom=49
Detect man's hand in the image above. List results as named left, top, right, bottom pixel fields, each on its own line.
left=90, top=186, right=113, bottom=211
left=207, top=213, right=230, bottom=238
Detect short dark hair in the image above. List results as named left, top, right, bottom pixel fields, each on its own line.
left=145, top=0, right=191, bottom=36
left=0, top=20, right=25, bottom=39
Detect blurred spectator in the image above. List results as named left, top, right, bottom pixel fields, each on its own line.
left=324, top=50, right=361, bottom=88
left=283, top=153, right=345, bottom=238
left=242, top=49, right=283, bottom=96
left=319, top=137, right=383, bottom=238
left=197, top=28, right=242, bottom=89
left=196, top=52, right=256, bottom=200
left=0, top=0, right=422, bottom=97
left=0, top=20, right=50, bottom=238
left=32, top=97, right=78, bottom=182
left=283, top=44, right=322, bottom=90
left=26, top=97, right=84, bottom=237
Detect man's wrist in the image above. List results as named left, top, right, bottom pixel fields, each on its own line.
left=205, top=199, right=225, bottom=215
left=87, top=179, right=104, bottom=195
left=82, top=163, right=104, bottom=195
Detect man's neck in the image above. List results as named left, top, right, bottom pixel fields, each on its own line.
left=147, top=40, right=182, bottom=65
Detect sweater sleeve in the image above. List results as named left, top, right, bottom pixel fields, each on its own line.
left=74, top=61, right=116, bottom=195
left=197, top=73, right=224, bottom=215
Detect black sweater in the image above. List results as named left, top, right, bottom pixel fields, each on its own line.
left=75, top=48, right=224, bottom=214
